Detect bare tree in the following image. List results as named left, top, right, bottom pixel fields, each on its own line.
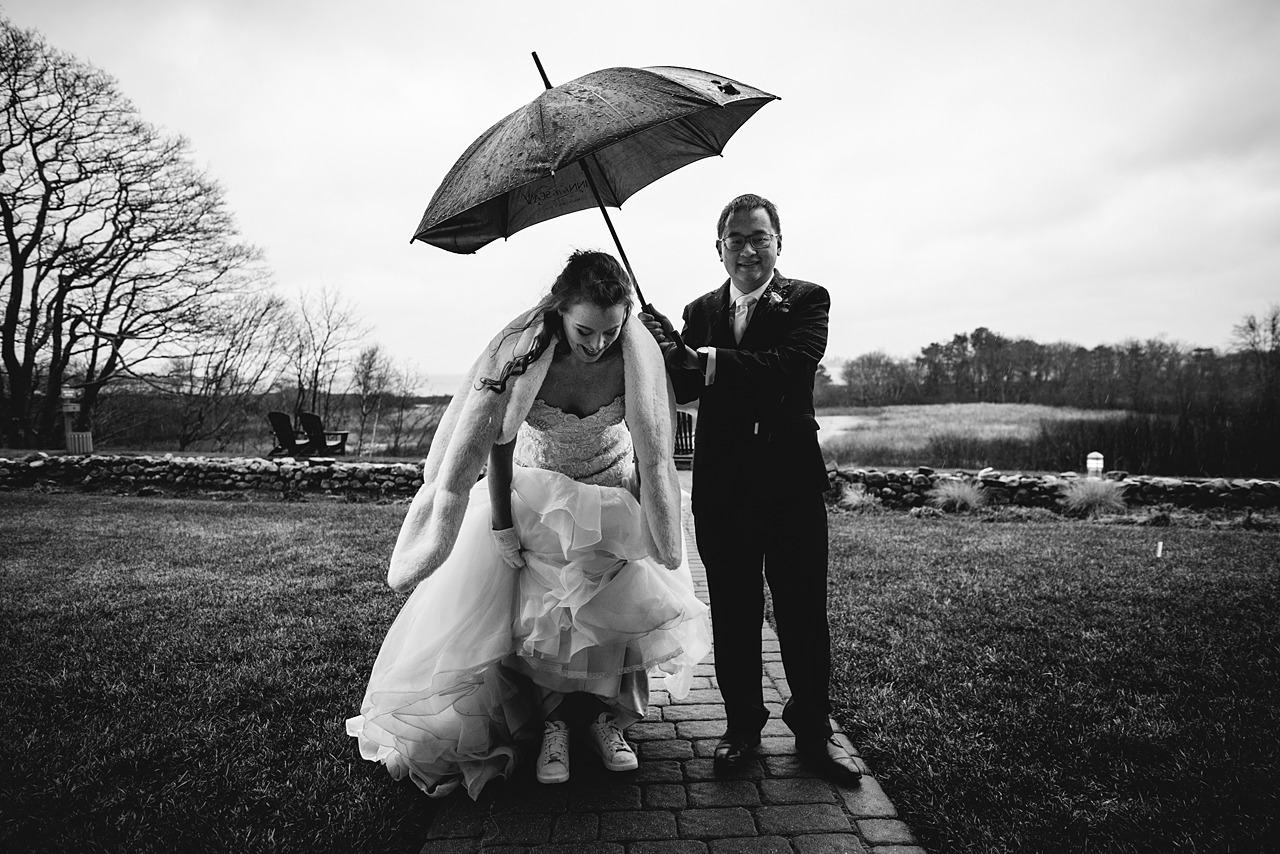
left=1, top=19, right=266, bottom=447
left=145, top=292, right=290, bottom=450
left=349, top=343, right=393, bottom=455
left=384, top=361, right=427, bottom=455
left=841, top=351, right=916, bottom=406
left=283, top=287, right=361, bottom=423
left=1232, top=304, right=1280, bottom=394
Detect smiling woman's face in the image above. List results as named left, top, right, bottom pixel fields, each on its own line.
left=559, top=300, right=628, bottom=363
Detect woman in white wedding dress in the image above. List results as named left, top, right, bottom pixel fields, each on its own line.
left=347, top=251, right=711, bottom=800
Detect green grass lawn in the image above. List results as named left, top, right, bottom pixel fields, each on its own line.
left=0, top=492, right=437, bottom=853
left=826, top=510, right=1280, bottom=853
left=2, top=492, right=1276, bottom=853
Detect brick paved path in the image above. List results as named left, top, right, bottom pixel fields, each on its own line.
left=419, top=507, right=927, bottom=854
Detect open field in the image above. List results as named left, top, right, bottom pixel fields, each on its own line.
left=817, top=403, right=1124, bottom=472
left=3, top=492, right=1277, bottom=852
left=817, top=403, right=1123, bottom=449
left=817, top=402, right=1280, bottom=477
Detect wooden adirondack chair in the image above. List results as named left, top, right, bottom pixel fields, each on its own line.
left=267, top=411, right=312, bottom=457
left=298, top=411, right=349, bottom=456
left=674, top=410, right=695, bottom=470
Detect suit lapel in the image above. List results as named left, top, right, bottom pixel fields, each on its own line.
left=711, top=281, right=735, bottom=346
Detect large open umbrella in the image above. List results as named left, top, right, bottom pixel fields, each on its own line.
left=412, top=55, right=778, bottom=306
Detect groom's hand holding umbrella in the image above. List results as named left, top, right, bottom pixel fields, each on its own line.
left=639, top=306, right=699, bottom=371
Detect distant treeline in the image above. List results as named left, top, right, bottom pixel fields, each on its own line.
left=821, top=311, right=1279, bottom=477
left=823, top=324, right=1275, bottom=411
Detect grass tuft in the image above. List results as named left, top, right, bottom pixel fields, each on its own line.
left=837, top=481, right=884, bottom=513
left=1062, top=478, right=1129, bottom=518
left=927, top=478, right=986, bottom=512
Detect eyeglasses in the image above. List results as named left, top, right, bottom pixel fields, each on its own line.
left=717, top=233, right=778, bottom=252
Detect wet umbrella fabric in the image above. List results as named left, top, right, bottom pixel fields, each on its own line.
left=412, top=65, right=778, bottom=254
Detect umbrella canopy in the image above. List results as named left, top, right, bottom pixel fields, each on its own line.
left=412, top=65, right=778, bottom=254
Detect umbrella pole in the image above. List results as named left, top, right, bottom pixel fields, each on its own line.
left=532, top=52, right=650, bottom=309
left=578, top=170, right=647, bottom=306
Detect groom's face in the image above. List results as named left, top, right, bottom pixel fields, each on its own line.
left=718, top=206, right=780, bottom=294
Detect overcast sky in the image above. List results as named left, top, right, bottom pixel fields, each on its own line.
left=6, top=0, right=1279, bottom=392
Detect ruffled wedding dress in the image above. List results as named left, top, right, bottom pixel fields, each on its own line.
left=346, top=393, right=711, bottom=799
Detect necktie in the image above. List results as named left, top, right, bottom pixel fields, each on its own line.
left=733, top=296, right=757, bottom=344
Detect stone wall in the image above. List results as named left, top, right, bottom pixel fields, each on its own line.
left=0, top=453, right=423, bottom=499
left=828, top=465, right=1280, bottom=511
left=2, top=453, right=1278, bottom=512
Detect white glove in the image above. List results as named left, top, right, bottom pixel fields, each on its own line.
left=491, top=526, right=524, bottom=568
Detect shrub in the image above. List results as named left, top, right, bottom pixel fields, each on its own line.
left=838, top=481, right=884, bottom=513
left=1062, top=478, right=1129, bottom=517
left=927, top=478, right=986, bottom=512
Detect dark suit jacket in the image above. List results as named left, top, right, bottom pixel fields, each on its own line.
left=670, top=271, right=832, bottom=516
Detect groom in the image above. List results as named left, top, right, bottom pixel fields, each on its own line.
left=640, top=193, right=860, bottom=784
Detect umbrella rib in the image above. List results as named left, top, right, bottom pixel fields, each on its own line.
left=584, top=153, right=621, bottom=204
left=571, top=88, right=637, bottom=202
left=676, top=108, right=731, bottom=155
left=575, top=79, right=732, bottom=157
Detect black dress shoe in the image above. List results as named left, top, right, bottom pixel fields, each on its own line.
left=713, top=733, right=760, bottom=773
left=797, top=736, right=863, bottom=785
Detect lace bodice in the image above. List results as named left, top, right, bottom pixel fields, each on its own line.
left=514, top=394, right=633, bottom=488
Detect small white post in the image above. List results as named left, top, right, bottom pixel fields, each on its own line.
left=1086, top=451, right=1104, bottom=480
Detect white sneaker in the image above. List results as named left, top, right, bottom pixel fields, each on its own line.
left=588, top=712, right=638, bottom=772
left=537, top=720, right=570, bottom=784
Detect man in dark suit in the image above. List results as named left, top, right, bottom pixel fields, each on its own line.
left=640, top=193, right=860, bottom=784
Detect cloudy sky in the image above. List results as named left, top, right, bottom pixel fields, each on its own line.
left=6, top=0, right=1279, bottom=392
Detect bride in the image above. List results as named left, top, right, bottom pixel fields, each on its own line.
left=346, top=250, right=711, bottom=799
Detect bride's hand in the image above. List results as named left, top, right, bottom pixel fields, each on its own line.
left=491, top=527, right=525, bottom=568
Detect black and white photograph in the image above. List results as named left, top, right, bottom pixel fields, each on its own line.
left=2, top=1, right=1277, bottom=852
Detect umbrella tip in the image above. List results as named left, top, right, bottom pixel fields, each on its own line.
left=532, top=52, right=553, bottom=89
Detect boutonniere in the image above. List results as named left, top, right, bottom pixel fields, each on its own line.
left=763, top=282, right=792, bottom=313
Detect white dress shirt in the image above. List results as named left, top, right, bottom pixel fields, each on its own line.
left=702, top=276, right=772, bottom=386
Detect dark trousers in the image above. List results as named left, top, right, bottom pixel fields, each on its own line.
left=694, top=487, right=832, bottom=743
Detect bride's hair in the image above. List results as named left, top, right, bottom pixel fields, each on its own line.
left=479, top=250, right=633, bottom=394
